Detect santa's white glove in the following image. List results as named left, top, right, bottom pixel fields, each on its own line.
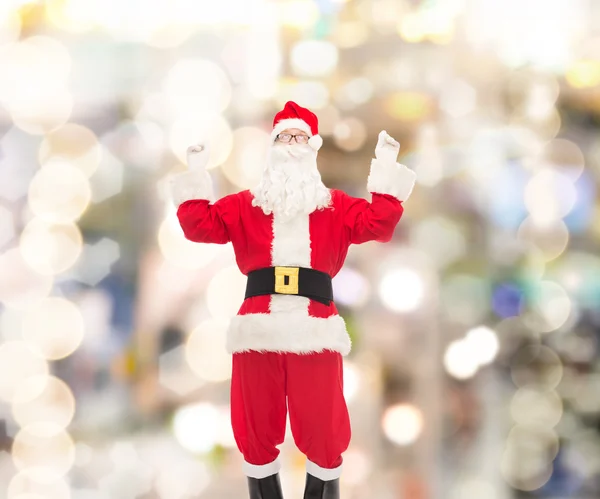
left=186, top=143, right=210, bottom=172
left=169, top=143, right=214, bottom=206
left=375, top=130, right=400, bottom=164
left=368, top=130, right=416, bottom=202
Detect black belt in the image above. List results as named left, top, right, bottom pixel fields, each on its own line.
left=245, top=267, right=333, bottom=306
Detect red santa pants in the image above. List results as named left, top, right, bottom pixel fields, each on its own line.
left=230, top=349, right=351, bottom=481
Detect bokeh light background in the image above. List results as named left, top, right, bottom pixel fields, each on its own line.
left=1, top=0, right=600, bottom=497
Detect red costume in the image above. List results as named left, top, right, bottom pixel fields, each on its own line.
left=170, top=101, right=416, bottom=498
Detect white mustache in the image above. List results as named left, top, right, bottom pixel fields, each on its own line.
left=272, top=143, right=315, bottom=161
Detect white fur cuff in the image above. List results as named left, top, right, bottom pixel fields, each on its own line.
left=169, top=170, right=214, bottom=206
left=307, top=459, right=343, bottom=481
left=367, top=158, right=417, bottom=202
left=243, top=457, right=282, bottom=479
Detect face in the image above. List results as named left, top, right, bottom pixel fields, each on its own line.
left=254, top=128, right=330, bottom=219
left=274, top=127, right=312, bottom=160
left=276, top=128, right=310, bottom=145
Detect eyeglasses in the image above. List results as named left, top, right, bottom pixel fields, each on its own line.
left=276, top=133, right=309, bottom=144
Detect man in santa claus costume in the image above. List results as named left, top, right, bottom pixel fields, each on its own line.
left=169, top=101, right=416, bottom=499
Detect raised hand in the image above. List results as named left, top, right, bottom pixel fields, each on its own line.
left=186, top=143, right=210, bottom=172
left=375, top=130, right=400, bottom=164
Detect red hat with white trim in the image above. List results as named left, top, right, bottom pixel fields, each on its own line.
left=271, top=101, right=323, bottom=151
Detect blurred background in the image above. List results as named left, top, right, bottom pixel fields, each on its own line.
left=1, top=0, right=600, bottom=497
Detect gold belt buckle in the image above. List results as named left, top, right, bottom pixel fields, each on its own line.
left=274, top=267, right=299, bottom=295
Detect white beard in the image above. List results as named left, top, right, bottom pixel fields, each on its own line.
left=251, top=143, right=331, bottom=222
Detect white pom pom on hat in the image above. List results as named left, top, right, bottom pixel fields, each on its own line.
left=308, top=134, right=323, bottom=151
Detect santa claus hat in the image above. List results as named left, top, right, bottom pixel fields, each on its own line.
left=271, top=101, right=323, bottom=151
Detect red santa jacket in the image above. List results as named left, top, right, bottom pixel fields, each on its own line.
left=171, top=158, right=416, bottom=356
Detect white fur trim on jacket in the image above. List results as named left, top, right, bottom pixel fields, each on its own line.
left=271, top=118, right=314, bottom=142
left=367, top=158, right=417, bottom=202
left=169, top=170, right=214, bottom=207
left=226, top=312, right=351, bottom=356
left=307, top=459, right=343, bottom=481
left=243, top=456, right=282, bottom=479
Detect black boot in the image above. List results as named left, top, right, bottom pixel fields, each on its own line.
left=303, top=473, right=340, bottom=499
left=247, top=473, right=284, bottom=499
